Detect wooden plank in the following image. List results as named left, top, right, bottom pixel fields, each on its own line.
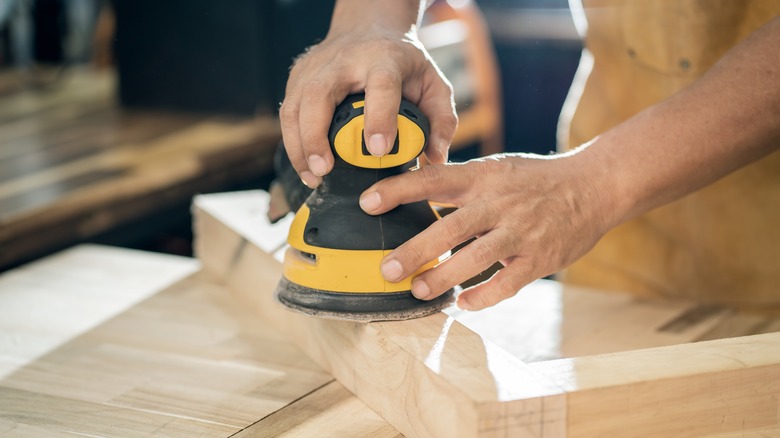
left=448, top=283, right=730, bottom=362
left=0, top=68, right=114, bottom=123
left=0, top=245, right=199, bottom=376
left=194, top=190, right=780, bottom=437
left=0, top=109, right=208, bottom=178
left=530, top=334, right=780, bottom=437
left=0, top=245, right=398, bottom=436
left=0, top=169, right=127, bottom=216
left=194, top=191, right=569, bottom=437
left=237, top=381, right=402, bottom=438
left=696, top=311, right=780, bottom=342
left=0, top=97, right=112, bottom=152
left=193, top=191, right=767, bottom=361
left=0, top=68, right=282, bottom=271
left=0, top=386, right=238, bottom=437
left=703, top=425, right=780, bottom=438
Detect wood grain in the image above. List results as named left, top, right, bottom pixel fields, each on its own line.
left=237, top=381, right=402, bottom=438
left=194, top=189, right=780, bottom=437
left=0, top=245, right=399, bottom=436
left=195, top=191, right=568, bottom=438
left=0, top=68, right=281, bottom=271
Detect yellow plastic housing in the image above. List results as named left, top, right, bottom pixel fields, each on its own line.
left=333, top=113, right=425, bottom=169
left=284, top=204, right=437, bottom=293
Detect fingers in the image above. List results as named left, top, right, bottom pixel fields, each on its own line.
left=379, top=206, right=495, bottom=286
left=364, top=66, right=403, bottom=156
left=282, top=55, right=355, bottom=187
left=359, top=163, right=475, bottom=215
left=457, top=260, right=534, bottom=311
left=280, top=97, right=320, bottom=188
left=407, top=230, right=517, bottom=301
left=416, top=76, right=458, bottom=165
left=299, top=80, right=338, bottom=177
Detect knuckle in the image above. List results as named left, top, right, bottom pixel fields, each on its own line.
left=300, top=129, right=324, bottom=148
left=406, top=241, right=428, bottom=265
left=442, top=212, right=473, bottom=245
left=498, top=274, right=524, bottom=300
left=471, top=241, right=498, bottom=267
left=368, top=67, right=401, bottom=91
left=283, top=146, right=307, bottom=172
left=371, top=36, right=405, bottom=57
left=279, top=102, right=299, bottom=123
left=524, top=254, right=542, bottom=274
left=373, top=178, right=401, bottom=204
left=443, top=111, right=459, bottom=131
left=292, top=44, right=316, bottom=68
left=301, top=80, right=328, bottom=98
left=419, top=164, right=446, bottom=187
left=425, top=271, right=451, bottom=294
left=438, top=74, right=455, bottom=93
left=472, top=238, right=503, bottom=269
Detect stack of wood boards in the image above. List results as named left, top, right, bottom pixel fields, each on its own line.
left=0, top=69, right=280, bottom=271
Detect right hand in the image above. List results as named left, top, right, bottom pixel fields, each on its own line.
left=280, top=27, right=458, bottom=188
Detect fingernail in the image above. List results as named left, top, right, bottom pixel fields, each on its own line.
left=300, top=171, right=320, bottom=188
left=381, top=259, right=403, bottom=282
left=457, top=296, right=473, bottom=311
left=368, top=134, right=387, bottom=157
left=359, top=191, right=381, bottom=212
left=307, top=155, right=328, bottom=177
left=412, top=279, right=430, bottom=300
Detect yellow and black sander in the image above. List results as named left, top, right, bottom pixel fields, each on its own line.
left=274, top=94, right=454, bottom=322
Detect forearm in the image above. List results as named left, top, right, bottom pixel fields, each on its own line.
left=586, top=16, right=780, bottom=226
left=328, top=0, right=425, bottom=37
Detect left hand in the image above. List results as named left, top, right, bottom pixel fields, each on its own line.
left=358, top=152, right=617, bottom=310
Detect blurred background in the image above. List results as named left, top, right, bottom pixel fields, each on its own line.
left=0, top=0, right=580, bottom=272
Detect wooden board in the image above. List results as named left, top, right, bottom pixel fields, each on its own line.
left=0, top=68, right=281, bottom=271
left=194, top=190, right=780, bottom=438
left=236, top=381, right=402, bottom=438
left=0, top=244, right=397, bottom=436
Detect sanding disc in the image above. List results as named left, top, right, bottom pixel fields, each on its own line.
left=275, top=277, right=455, bottom=323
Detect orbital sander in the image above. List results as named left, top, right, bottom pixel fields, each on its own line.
left=274, top=94, right=454, bottom=322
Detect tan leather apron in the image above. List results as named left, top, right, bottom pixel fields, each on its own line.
left=560, top=0, right=780, bottom=308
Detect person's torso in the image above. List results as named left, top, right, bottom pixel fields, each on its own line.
left=561, top=0, right=780, bottom=308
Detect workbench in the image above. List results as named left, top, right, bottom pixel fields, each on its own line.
left=2, top=191, right=779, bottom=436
left=0, top=69, right=280, bottom=271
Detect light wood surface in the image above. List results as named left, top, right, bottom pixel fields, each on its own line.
left=236, top=381, right=401, bottom=438
left=0, top=244, right=397, bottom=437
left=0, top=245, right=199, bottom=378
left=4, top=191, right=778, bottom=436
left=194, top=190, right=780, bottom=437
left=195, top=191, right=568, bottom=437
left=0, top=68, right=281, bottom=271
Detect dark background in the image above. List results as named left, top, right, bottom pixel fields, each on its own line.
left=114, top=0, right=581, bottom=157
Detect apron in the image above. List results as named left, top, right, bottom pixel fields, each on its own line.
left=560, top=0, right=780, bottom=308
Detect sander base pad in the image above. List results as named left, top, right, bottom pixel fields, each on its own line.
left=275, top=277, right=455, bottom=322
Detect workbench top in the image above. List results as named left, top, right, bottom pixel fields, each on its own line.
left=0, top=69, right=280, bottom=271
left=0, top=245, right=398, bottom=436
left=3, top=207, right=779, bottom=436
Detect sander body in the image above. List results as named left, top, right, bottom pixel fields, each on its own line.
left=275, top=94, right=454, bottom=322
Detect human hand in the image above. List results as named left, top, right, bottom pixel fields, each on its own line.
left=358, top=152, right=617, bottom=310
left=280, top=22, right=457, bottom=188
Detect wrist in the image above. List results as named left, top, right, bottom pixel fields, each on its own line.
left=328, top=0, right=423, bottom=39
left=564, top=137, right=628, bottom=234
